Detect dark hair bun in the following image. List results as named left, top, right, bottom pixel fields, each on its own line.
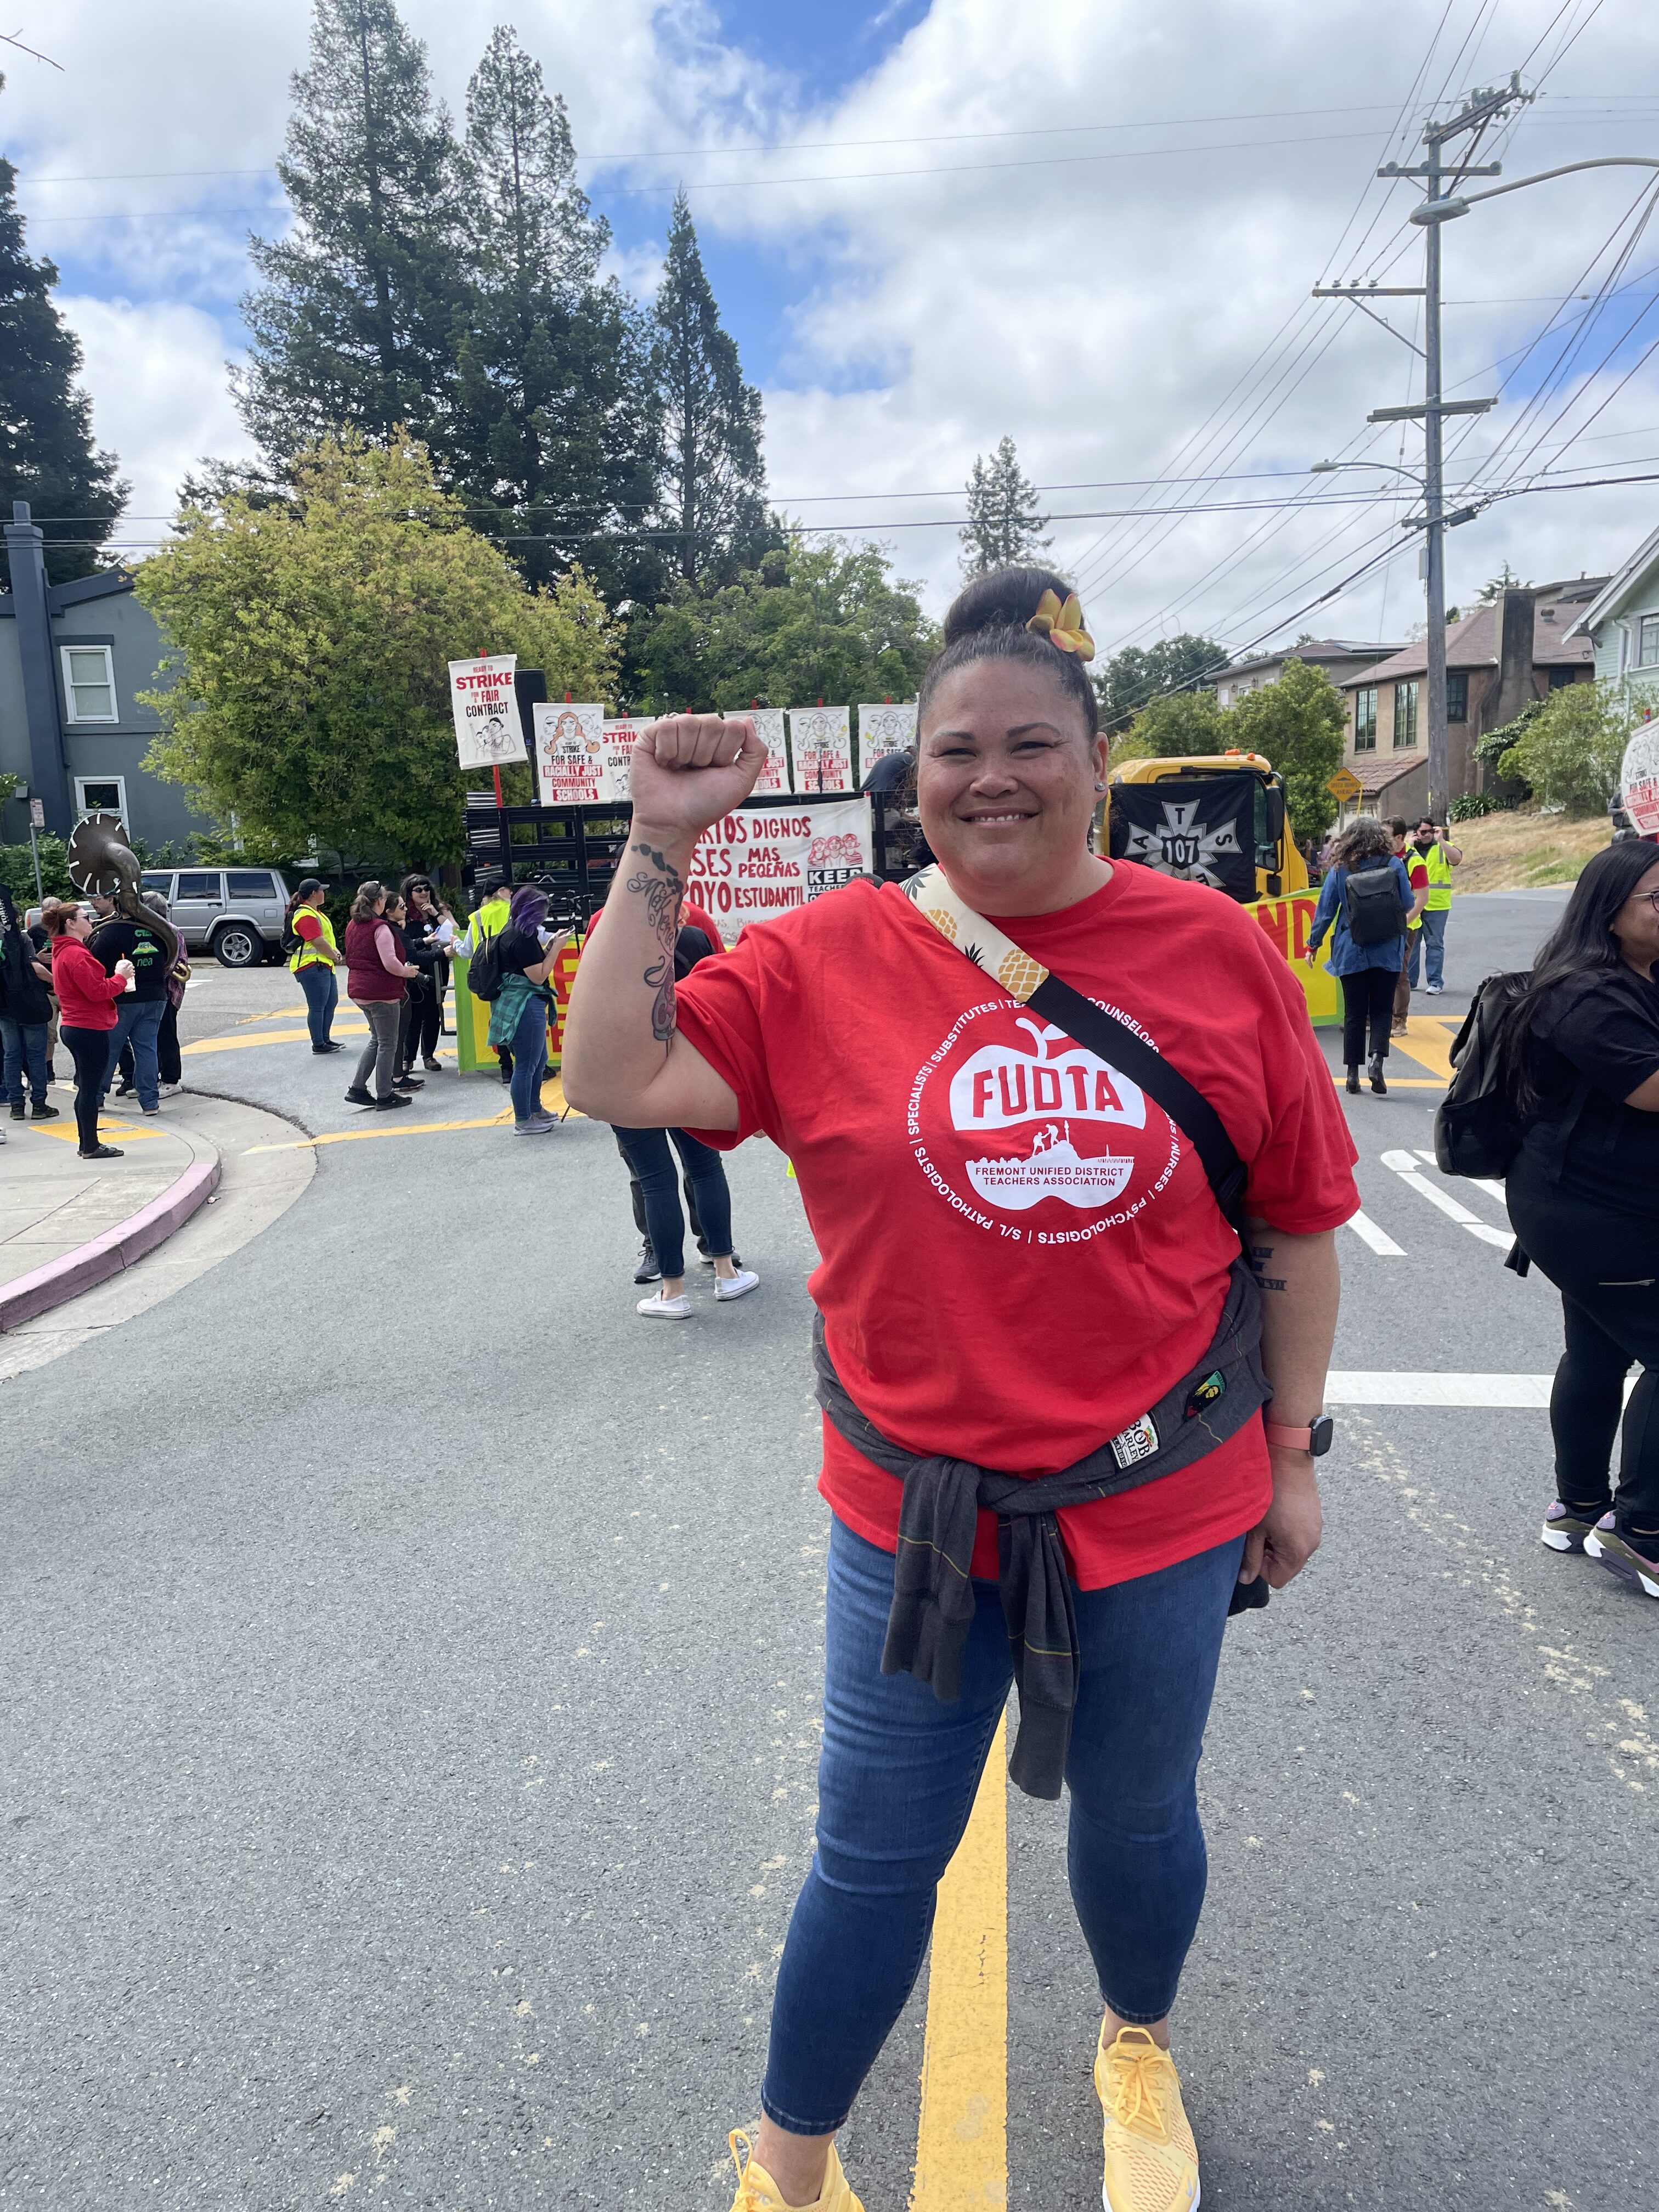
left=943, top=565, right=1081, bottom=646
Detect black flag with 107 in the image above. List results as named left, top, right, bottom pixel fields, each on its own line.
left=1108, top=774, right=1257, bottom=901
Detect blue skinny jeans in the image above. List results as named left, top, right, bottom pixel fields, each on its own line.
left=1, top=1015, right=50, bottom=1106
left=295, top=961, right=338, bottom=1047
left=761, top=1516, right=1243, bottom=2137
left=100, top=997, right=164, bottom=1111
left=508, top=993, right=550, bottom=1122
left=610, top=1125, right=734, bottom=1278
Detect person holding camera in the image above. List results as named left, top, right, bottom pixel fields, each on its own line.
left=398, top=875, right=454, bottom=1074
left=1502, top=842, right=1659, bottom=1595
left=1304, top=815, right=1414, bottom=1096
left=565, top=566, right=1355, bottom=2212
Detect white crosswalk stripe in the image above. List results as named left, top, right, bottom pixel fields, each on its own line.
left=1413, top=1148, right=1505, bottom=1204
left=1379, top=1149, right=1513, bottom=1248
left=1344, top=1209, right=1407, bottom=1256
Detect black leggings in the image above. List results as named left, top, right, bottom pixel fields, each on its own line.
left=60, top=1025, right=111, bottom=1152
left=1508, top=1160, right=1659, bottom=1544
left=403, top=988, right=442, bottom=1065
left=1341, top=966, right=1396, bottom=1066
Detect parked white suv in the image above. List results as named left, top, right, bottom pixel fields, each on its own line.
left=139, top=866, right=292, bottom=967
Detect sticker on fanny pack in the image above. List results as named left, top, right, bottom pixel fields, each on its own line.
left=1110, top=1414, right=1159, bottom=1470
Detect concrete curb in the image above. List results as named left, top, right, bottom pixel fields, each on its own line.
left=0, top=1154, right=223, bottom=1333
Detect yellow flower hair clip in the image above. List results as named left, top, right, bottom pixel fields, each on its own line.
left=1025, top=588, right=1095, bottom=661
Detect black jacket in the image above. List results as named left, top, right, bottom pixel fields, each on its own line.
left=0, top=920, right=52, bottom=1025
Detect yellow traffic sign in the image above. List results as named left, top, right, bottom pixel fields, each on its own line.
left=1327, top=766, right=1363, bottom=802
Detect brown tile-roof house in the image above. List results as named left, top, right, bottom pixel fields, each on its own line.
left=1335, top=578, right=1606, bottom=817
left=1214, top=638, right=1404, bottom=707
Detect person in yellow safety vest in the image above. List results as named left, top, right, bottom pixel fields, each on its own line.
left=1387, top=820, right=1430, bottom=1035
left=452, top=876, right=516, bottom=1084
left=1407, top=817, right=1463, bottom=995
left=285, top=878, right=345, bottom=1054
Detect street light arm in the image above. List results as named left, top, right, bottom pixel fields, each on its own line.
left=1462, top=156, right=1659, bottom=207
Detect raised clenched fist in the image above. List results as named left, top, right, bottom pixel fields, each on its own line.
left=628, top=715, right=767, bottom=844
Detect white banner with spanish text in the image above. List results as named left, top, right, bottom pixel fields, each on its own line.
left=685, top=797, right=872, bottom=940
left=788, top=704, right=853, bottom=794
left=449, top=654, right=526, bottom=768
left=532, top=701, right=608, bottom=804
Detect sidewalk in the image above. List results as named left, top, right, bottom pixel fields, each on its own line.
left=1, top=1090, right=220, bottom=1330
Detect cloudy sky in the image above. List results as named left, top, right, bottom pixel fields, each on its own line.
left=7, top=0, right=1659, bottom=661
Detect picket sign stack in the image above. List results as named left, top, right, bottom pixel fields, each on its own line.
left=530, top=699, right=917, bottom=806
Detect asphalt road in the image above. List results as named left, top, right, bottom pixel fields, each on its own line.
left=5, top=887, right=1655, bottom=2212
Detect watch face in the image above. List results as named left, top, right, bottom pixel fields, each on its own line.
left=1309, top=1413, right=1335, bottom=1457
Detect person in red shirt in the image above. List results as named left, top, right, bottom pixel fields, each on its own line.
left=1388, top=817, right=1430, bottom=1034
left=564, top=567, right=1358, bottom=2212
left=44, top=902, right=133, bottom=1158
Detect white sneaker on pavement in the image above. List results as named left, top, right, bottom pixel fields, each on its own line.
left=1426, top=982, right=1444, bottom=994
left=637, top=1290, right=691, bottom=1318
left=714, top=1269, right=760, bottom=1302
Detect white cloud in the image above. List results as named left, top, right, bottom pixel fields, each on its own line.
left=10, top=0, right=1659, bottom=646
left=58, top=297, right=256, bottom=535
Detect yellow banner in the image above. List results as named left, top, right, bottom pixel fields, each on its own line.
left=1242, top=889, right=1342, bottom=1028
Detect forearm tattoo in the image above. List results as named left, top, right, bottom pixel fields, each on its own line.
left=626, top=840, right=683, bottom=1046
left=1250, top=1240, right=1286, bottom=1293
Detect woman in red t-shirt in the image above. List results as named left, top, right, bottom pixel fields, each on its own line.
left=565, top=568, right=1358, bottom=2212
left=46, top=902, right=133, bottom=1158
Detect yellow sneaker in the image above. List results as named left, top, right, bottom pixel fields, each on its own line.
left=1095, top=2024, right=1201, bottom=2212
left=726, top=2130, right=866, bottom=2212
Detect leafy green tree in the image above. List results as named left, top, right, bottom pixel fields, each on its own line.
left=135, top=432, right=620, bottom=868
left=452, top=26, right=663, bottom=605
left=1498, top=681, right=1631, bottom=816
left=235, top=0, right=467, bottom=459
left=653, top=188, right=775, bottom=585
left=1096, top=634, right=1227, bottom=733
left=637, top=538, right=936, bottom=714
left=0, top=130, right=126, bottom=587
left=1114, top=688, right=1228, bottom=765
left=1477, top=560, right=1533, bottom=602
left=1228, top=656, right=1347, bottom=841
left=959, top=436, right=1048, bottom=575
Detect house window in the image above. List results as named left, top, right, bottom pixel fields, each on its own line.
left=1353, top=687, right=1378, bottom=752
left=74, top=775, right=127, bottom=819
left=1446, top=672, right=1468, bottom=721
left=1547, top=665, right=1578, bottom=690
left=1639, top=614, right=1659, bottom=667
left=61, top=645, right=117, bottom=723
left=1394, top=680, right=1419, bottom=748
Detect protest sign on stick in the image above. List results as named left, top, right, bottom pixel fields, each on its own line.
left=726, top=707, right=789, bottom=793
left=789, top=704, right=853, bottom=793
left=685, top=796, right=872, bottom=940
left=1620, top=723, right=1659, bottom=838
left=532, top=701, right=608, bottom=803
left=600, top=719, right=645, bottom=804
left=449, top=655, right=526, bottom=768
left=855, top=702, right=916, bottom=786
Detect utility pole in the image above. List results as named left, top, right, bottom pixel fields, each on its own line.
left=1398, top=79, right=1532, bottom=819
left=1316, top=76, right=1528, bottom=818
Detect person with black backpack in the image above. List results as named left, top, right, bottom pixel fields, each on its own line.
left=1303, top=814, right=1414, bottom=1096
left=1493, top=843, right=1659, bottom=1593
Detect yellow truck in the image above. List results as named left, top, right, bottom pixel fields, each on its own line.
left=1104, top=751, right=1338, bottom=1026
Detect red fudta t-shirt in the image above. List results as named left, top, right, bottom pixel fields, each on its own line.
left=673, top=868, right=1359, bottom=1590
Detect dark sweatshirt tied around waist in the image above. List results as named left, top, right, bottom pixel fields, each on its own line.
left=812, top=1252, right=1269, bottom=1799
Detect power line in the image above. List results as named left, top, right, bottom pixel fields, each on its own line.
left=14, top=125, right=1427, bottom=226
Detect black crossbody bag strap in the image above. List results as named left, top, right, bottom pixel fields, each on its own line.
left=1025, top=972, right=1250, bottom=1239
left=901, top=864, right=1251, bottom=1242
